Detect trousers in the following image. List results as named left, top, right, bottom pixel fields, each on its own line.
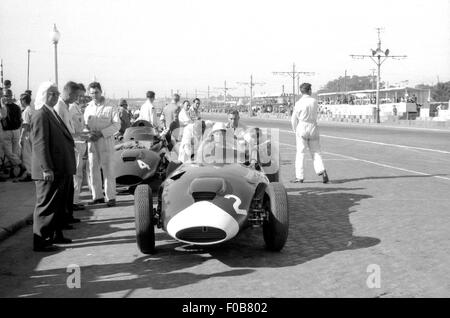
left=73, top=142, right=87, bottom=204
left=295, top=126, right=325, bottom=180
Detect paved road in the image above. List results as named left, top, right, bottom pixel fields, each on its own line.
left=0, top=117, right=449, bottom=297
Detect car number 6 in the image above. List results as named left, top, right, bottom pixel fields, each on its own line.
left=224, top=195, right=247, bottom=215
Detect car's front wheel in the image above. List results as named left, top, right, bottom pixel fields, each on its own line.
left=263, top=182, right=289, bottom=251
left=134, top=184, right=156, bottom=254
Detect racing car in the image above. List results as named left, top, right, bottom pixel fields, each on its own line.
left=133, top=123, right=288, bottom=254
left=112, top=120, right=176, bottom=193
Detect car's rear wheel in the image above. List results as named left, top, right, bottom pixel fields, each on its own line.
left=263, top=182, right=289, bottom=251
left=134, top=184, right=156, bottom=254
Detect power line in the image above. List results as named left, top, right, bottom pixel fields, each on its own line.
left=213, top=81, right=236, bottom=107
left=237, top=74, right=265, bottom=115
left=273, top=63, right=315, bottom=107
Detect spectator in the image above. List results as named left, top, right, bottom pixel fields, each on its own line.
left=160, top=93, right=180, bottom=129
left=137, top=91, right=157, bottom=126
left=69, top=83, right=89, bottom=210
left=117, top=99, right=131, bottom=137
left=54, top=81, right=81, bottom=225
left=178, top=100, right=192, bottom=126
left=189, top=98, right=202, bottom=121
left=0, top=89, right=26, bottom=178
left=16, top=93, right=34, bottom=182
left=31, top=81, right=76, bottom=251
left=84, top=82, right=120, bottom=207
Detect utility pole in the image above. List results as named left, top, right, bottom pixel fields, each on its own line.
left=273, top=63, right=315, bottom=108
left=369, top=68, right=376, bottom=90
left=26, top=49, right=36, bottom=90
left=0, top=58, right=3, bottom=87
left=351, top=28, right=407, bottom=123
left=214, top=80, right=236, bottom=109
left=237, top=74, right=265, bottom=116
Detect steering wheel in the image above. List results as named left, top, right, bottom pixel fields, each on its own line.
left=131, top=120, right=153, bottom=127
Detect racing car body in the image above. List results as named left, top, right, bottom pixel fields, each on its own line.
left=133, top=125, right=288, bottom=254
left=113, top=120, right=172, bottom=192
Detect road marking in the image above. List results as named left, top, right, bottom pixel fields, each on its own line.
left=279, top=129, right=450, bottom=155
left=279, top=142, right=450, bottom=182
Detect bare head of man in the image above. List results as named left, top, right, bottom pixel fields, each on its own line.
left=300, top=83, right=312, bottom=95
left=173, top=93, right=180, bottom=104
left=46, top=85, right=60, bottom=108
left=88, top=82, right=103, bottom=104
left=62, top=81, right=80, bottom=104
left=227, top=109, right=240, bottom=129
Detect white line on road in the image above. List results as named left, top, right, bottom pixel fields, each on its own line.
left=279, top=142, right=450, bottom=182
left=279, top=129, right=450, bottom=155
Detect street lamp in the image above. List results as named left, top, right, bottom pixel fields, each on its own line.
left=350, top=28, right=406, bottom=123
left=50, top=24, right=60, bottom=86
left=26, top=49, right=35, bottom=90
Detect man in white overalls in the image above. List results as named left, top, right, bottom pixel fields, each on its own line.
left=84, top=82, right=120, bottom=206
left=291, top=83, right=329, bottom=184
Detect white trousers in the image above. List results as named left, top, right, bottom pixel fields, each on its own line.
left=74, top=142, right=88, bottom=204
left=21, top=136, right=32, bottom=173
left=295, top=132, right=325, bottom=180
left=88, top=141, right=116, bottom=201
left=1, top=129, right=21, bottom=166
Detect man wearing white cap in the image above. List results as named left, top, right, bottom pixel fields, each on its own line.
left=84, top=82, right=120, bottom=207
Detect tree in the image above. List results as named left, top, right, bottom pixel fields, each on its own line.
left=318, top=75, right=385, bottom=93
left=415, top=81, right=450, bottom=102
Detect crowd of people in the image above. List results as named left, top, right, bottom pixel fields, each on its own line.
left=1, top=78, right=329, bottom=252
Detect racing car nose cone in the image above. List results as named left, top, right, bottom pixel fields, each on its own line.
left=167, top=201, right=239, bottom=245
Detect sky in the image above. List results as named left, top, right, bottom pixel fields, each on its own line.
left=1, top=0, right=449, bottom=99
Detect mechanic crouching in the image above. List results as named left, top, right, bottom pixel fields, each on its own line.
left=84, top=82, right=120, bottom=207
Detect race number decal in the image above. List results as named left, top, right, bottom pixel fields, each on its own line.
left=224, top=195, right=247, bottom=215
left=137, top=159, right=150, bottom=170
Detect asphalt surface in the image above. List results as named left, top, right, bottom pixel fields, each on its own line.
left=0, top=115, right=449, bottom=297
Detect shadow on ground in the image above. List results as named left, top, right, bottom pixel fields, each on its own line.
left=3, top=186, right=380, bottom=297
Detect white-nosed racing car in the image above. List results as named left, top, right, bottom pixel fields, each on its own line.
left=133, top=124, right=288, bottom=254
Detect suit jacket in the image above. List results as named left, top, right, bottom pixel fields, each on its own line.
left=30, top=106, right=76, bottom=180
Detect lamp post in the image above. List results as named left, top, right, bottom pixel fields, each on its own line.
left=50, top=24, right=60, bottom=87
left=350, top=28, right=406, bottom=123
left=26, top=49, right=35, bottom=90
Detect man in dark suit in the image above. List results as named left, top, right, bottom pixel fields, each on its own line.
left=31, top=82, right=76, bottom=252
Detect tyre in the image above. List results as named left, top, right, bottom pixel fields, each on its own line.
left=263, top=182, right=289, bottom=251
left=134, top=184, right=156, bottom=254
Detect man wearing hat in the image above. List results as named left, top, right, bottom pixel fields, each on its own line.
left=116, top=98, right=131, bottom=139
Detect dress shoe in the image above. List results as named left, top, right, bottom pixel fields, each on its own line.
left=88, top=198, right=105, bottom=205
left=106, top=199, right=116, bottom=207
left=319, top=170, right=329, bottom=184
left=33, top=234, right=59, bottom=252
left=290, top=178, right=304, bottom=183
left=67, top=217, right=81, bottom=224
